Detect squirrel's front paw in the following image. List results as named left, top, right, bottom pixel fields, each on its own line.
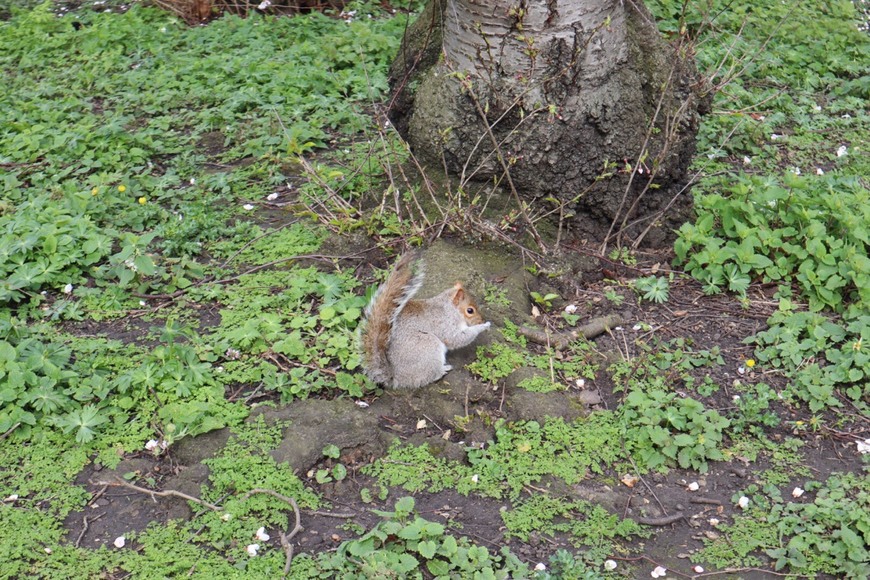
left=481, top=321, right=491, bottom=330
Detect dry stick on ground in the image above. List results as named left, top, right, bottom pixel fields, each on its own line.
left=96, top=477, right=306, bottom=577
left=0, top=422, right=21, bottom=442
left=96, top=476, right=222, bottom=512
left=242, top=488, right=303, bottom=578
left=633, top=512, right=686, bottom=526
left=518, top=314, right=625, bottom=350
left=75, top=512, right=105, bottom=548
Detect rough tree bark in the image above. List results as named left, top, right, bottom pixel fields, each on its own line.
left=387, top=0, right=707, bottom=247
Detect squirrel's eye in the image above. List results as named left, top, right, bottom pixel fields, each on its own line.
left=466, top=307, right=475, bottom=315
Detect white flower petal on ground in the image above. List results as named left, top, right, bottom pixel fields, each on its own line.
left=63, top=283, right=73, bottom=294
left=604, top=560, right=617, bottom=571
left=792, top=487, right=804, bottom=498
left=738, top=496, right=750, bottom=509
left=242, top=203, right=255, bottom=210
left=534, top=562, right=546, bottom=571
left=266, top=192, right=278, bottom=201
left=837, top=145, right=848, bottom=157
left=687, top=481, right=700, bottom=492
left=856, top=439, right=870, bottom=454
left=255, top=527, right=270, bottom=541
left=246, top=543, right=260, bottom=556
left=113, top=536, right=125, bottom=548
left=651, top=565, right=667, bottom=578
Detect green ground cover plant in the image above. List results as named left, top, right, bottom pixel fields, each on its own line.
left=1, top=0, right=868, bottom=577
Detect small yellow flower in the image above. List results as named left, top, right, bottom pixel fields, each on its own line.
left=854, top=338, right=863, bottom=352
left=745, top=359, right=755, bottom=368
left=138, top=196, right=147, bottom=205
left=118, top=185, right=127, bottom=193
left=91, top=187, right=99, bottom=196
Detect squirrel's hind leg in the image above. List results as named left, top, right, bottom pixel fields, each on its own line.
left=389, top=334, right=449, bottom=389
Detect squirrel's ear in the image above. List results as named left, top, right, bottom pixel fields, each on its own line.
left=452, top=284, right=465, bottom=304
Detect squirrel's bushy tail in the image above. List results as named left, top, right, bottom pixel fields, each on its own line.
left=360, top=252, right=424, bottom=385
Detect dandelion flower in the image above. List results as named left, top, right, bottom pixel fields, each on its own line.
left=745, top=359, right=755, bottom=368
left=138, top=197, right=147, bottom=205
left=91, top=187, right=99, bottom=196
left=118, top=185, right=127, bottom=192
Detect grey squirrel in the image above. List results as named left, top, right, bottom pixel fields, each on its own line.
left=360, top=252, right=491, bottom=389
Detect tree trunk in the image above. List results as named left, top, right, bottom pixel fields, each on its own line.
left=388, top=0, right=706, bottom=247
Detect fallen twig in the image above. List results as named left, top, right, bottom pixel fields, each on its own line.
left=519, top=314, right=625, bottom=349
left=75, top=512, right=105, bottom=548
left=633, top=512, right=686, bottom=526
left=95, top=476, right=221, bottom=512
left=243, top=489, right=302, bottom=579
left=690, top=497, right=723, bottom=506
